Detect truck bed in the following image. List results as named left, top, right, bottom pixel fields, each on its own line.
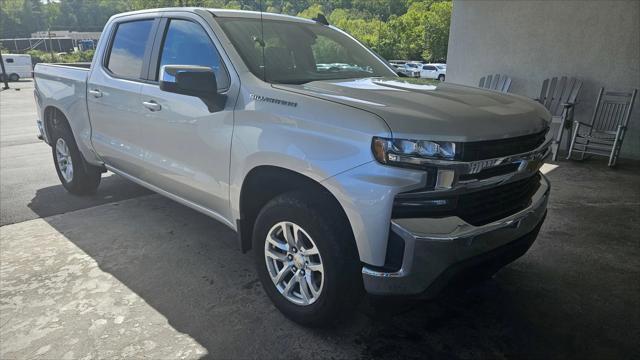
left=33, top=62, right=93, bottom=160
left=52, top=62, right=92, bottom=69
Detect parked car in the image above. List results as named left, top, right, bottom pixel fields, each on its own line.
left=388, top=60, right=422, bottom=77
left=34, top=8, right=552, bottom=327
left=402, top=61, right=422, bottom=77
left=421, top=63, right=446, bottom=81
left=388, top=60, right=407, bottom=71
left=1, top=54, right=33, bottom=81
left=317, top=62, right=369, bottom=72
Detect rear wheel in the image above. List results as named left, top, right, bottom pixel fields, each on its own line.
left=253, top=191, right=362, bottom=327
left=50, top=117, right=101, bottom=195
left=9, top=73, right=19, bottom=82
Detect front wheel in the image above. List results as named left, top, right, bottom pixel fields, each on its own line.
left=438, top=74, right=445, bottom=82
left=9, top=73, right=19, bottom=82
left=50, top=119, right=102, bottom=195
left=253, top=191, right=362, bottom=327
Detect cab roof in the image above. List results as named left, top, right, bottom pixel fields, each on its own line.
left=111, top=7, right=318, bottom=25
left=209, top=9, right=317, bottom=24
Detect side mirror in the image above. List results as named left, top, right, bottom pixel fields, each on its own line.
left=159, top=65, right=226, bottom=112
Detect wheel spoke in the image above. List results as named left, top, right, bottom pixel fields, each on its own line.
left=301, top=247, right=319, bottom=256
left=267, top=234, right=288, bottom=252
left=292, top=223, right=304, bottom=249
left=299, top=273, right=312, bottom=303
left=282, top=275, right=297, bottom=296
left=266, top=247, right=287, bottom=262
left=281, top=223, right=296, bottom=248
left=273, top=264, right=290, bottom=286
left=67, top=161, right=73, bottom=178
left=59, top=143, right=68, bottom=156
left=306, top=262, right=323, bottom=274
left=304, top=273, right=319, bottom=297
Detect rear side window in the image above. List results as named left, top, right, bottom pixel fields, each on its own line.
left=106, top=20, right=154, bottom=79
left=157, top=19, right=229, bottom=90
left=6, top=58, right=14, bottom=63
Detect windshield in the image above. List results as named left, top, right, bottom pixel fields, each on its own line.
left=216, top=17, right=396, bottom=84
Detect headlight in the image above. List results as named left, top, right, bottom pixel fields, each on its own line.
left=372, top=137, right=458, bottom=166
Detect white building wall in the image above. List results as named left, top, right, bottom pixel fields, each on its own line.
left=447, top=0, right=640, bottom=159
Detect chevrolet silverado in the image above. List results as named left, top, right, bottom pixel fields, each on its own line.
left=34, top=8, right=551, bottom=326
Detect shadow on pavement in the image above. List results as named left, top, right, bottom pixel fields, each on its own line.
left=24, top=174, right=153, bottom=223
left=24, top=158, right=640, bottom=359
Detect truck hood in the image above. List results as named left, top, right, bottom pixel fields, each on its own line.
left=273, top=78, right=550, bottom=142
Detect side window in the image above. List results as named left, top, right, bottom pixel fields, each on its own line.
left=6, top=58, right=14, bottom=63
left=106, top=19, right=154, bottom=79
left=158, top=19, right=229, bottom=90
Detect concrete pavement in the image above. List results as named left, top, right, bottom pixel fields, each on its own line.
left=1, top=80, right=639, bottom=359
left=0, top=200, right=208, bottom=359
left=0, top=81, right=152, bottom=226
left=0, top=195, right=365, bottom=359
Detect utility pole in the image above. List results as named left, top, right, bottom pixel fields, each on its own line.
left=48, top=28, right=55, bottom=62
left=0, top=52, right=9, bottom=90
left=377, top=16, right=382, bottom=52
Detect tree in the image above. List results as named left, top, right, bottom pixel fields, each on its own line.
left=297, top=4, right=325, bottom=19
left=0, top=0, right=452, bottom=63
left=422, top=0, right=451, bottom=61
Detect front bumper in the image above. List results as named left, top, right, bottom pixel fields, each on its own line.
left=362, top=173, right=550, bottom=296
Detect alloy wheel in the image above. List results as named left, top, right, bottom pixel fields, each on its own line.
left=55, top=138, right=74, bottom=183
left=264, top=221, right=324, bottom=306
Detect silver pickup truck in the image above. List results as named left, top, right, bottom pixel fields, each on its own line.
left=34, top=8, right=551, bottom=326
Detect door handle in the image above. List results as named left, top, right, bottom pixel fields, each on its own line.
left=88, top=89, right=102, bottom=98
left=143, top=100, right=161, bottom=112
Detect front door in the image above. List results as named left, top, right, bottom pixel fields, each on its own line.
left=137, top=15, right=238, bottom=221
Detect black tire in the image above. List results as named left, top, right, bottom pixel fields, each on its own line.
left=253, top=190, right=362, bottom=327
left=50, top=117, right=102, bottom=195
left=438, top=74, right=445, bottom=82
left=9, top=73, right=19, bottom=82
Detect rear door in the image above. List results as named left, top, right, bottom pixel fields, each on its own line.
left=87, top=14, right=159, bottom=175
left=136, top=12, right=239, bottom=221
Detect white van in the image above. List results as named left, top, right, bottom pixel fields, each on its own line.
left=1, top=54, right=33, bottom=82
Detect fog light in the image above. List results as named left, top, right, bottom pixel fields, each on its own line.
left=435, top=169, right=455, bottom=190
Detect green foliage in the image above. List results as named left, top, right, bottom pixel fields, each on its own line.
left=301, top=0, right=452, bottom=61
left=26, top=49, right=95, bottom=64
left=25, top=50, right=57, bottom=64
left=1, top=0, right=451, bottom=62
